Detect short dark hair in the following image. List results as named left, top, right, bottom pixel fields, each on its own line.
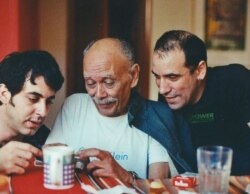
left=154, top=30, right=207, bottom=73
left=0, top=50, right=64, bottom=99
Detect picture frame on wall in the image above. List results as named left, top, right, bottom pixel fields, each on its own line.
left=205, top=0, right=247, bottom=50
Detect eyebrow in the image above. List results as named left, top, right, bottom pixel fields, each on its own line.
left=84, top=75, right=114, bottom=79
left=151, top=70, right=181, bottom=77
left=28, top=92, right=55, bottom=100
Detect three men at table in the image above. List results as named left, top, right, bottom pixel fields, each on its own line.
left=3, top=30, right=249, bottom=179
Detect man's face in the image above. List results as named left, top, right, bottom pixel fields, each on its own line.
left=5, top=76, right=55, bottom=136
left=83, top=42, right=137, bottom=117
left=152, top=50, right=200, bottom=110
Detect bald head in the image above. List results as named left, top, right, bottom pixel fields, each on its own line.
left=82, top=38, right=139, bottom=117
left=83, top=38, right=135, bottom=66
left=86, top=38, right=120, bottom=52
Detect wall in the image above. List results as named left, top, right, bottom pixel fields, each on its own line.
left=193, top=0, right=250, bottom=69
left=149, top=0, right=250, bottom=100
left=150, top=0, right=194, bottom=100
left=0, top=0, right=68, bottom=128
left=38, top=0, right=69, bottom=128
left=0, top=0, right=38, bottom=60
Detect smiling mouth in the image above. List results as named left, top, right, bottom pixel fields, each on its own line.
left=166, top=96, right=177, bottom=100
left=165, top=96, right=178, bottom=103
left=32, top=121, right=40, bottom=125
left=27, top=120, right=41, bottom=129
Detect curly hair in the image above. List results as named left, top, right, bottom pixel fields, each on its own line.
left=0, top=50, right=64, bottom=105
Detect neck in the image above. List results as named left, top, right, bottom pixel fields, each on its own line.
left=0, top=111, right=19, bottom=144
left=192, top=79, right=206, bottom=105
left=0, top=127, right=19, bottom=144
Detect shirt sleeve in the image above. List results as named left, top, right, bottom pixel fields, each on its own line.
left=148, top=137, right=169, bottom=164
left=148, top=137, right=178, bottom=177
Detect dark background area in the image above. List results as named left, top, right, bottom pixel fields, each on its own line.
left=67, top=0, right=150, bottom=98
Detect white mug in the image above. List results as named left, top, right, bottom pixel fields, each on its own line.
left=42, top=145, right=75, bottom=190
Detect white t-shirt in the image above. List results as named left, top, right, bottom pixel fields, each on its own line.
left=46, top=94, right=178, bottom=178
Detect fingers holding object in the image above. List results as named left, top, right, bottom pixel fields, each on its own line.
left=77, top=148, right=111, bottom=160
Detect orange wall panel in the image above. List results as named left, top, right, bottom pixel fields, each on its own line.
left=0, top=0, right=38, bottom=60
left=0, top=0, right=20, bottom=60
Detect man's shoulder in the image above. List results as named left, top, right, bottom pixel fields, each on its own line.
left=145, top=98, right=172, bottom=111
left=209, top=64, right=250, bottom=75
left=129, top=92, right=175, bottom=126
left=208, top=64, right=250, bottom=83
left=133, top=95, right=174, bottom=116
left=62, top=93, right=93, bottom=112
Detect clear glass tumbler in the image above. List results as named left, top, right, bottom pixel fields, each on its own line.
left=197, top=146, right=233, bottom=194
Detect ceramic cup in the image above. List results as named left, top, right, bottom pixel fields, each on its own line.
left=43, top=145, right=75, bottom=190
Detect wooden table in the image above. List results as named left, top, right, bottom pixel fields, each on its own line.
left=10, top=163, right=248, bottom=194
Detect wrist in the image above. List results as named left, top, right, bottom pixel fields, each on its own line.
left=128, top=171, right=140, bottom=185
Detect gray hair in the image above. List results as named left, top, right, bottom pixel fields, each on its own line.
left=83, top=38, right=135, bottom=66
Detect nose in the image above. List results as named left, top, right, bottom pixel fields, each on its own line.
left=159, top=79, right=171, bottom=95
left=36, top=101, right=48, bottom=117
left=95, top=84, right=107, bottom=98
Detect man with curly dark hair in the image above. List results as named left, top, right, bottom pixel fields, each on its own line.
left=0, top=50, right=64, bottom=175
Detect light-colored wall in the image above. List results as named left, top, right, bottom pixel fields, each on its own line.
left=193, top=0, right=250, bottom=68
left=150, top=0, right=194, bottom=100
left=38, top=0, right=68, bottom=128
left=149, top=0, right=250, bottom=100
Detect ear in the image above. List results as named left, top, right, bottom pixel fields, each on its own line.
left=0, top=84, right=11, bottom=104
left=196, top=61, right=207, bottom=81
left=129, top=63, right=140, bottom=88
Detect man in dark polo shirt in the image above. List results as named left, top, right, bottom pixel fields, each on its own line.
left=152, top=30, right=250, bottom=175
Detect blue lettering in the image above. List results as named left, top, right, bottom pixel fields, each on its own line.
left=111, top=152, right=128, bottom=160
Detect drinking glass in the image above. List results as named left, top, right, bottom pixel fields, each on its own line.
left=197, top=146, right=233, bottom=194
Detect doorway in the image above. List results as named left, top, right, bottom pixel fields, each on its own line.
left=67, top=0, right=151, bottom=98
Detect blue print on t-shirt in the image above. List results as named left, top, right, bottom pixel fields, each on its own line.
left=111, top=152, right=128, bottom=161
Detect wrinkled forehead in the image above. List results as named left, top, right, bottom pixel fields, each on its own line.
left=83, top=53, right=115, bottom=77
left=84, top=67, right=114, bottom=79
left=83, top=48, right=130, bottom=78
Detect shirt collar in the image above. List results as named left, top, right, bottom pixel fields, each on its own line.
left=127, top=91, right=143, bottom=126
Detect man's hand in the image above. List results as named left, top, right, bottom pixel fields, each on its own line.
left=0, top=141, right=42, bottom=174
left=76, top=148, right=133, bottom=184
